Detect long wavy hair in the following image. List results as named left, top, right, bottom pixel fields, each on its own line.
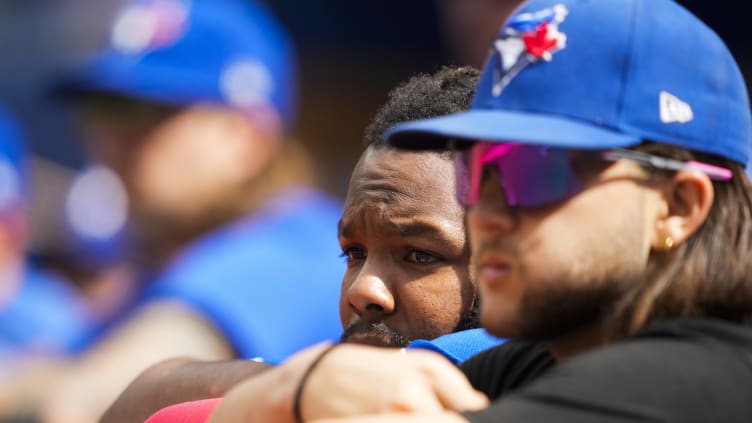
left=608, top=142, right=752, bottom=338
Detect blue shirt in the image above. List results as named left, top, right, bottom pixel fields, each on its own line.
left=408, top=328, right=505, bottom=363
left=143, top=188, right=344, bottom=363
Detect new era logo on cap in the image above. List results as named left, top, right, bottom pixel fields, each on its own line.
left=659, top=91, right=694, bottom=124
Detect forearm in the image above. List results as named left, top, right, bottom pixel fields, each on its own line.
left=207, top=356, right=302, bottom=423
left=208, top=343, right=342, bottom=423
left=0, top=357, right=70, bottom=419
left=101, top=357, right=272, bottom=423
left=40, top=301, right=236, bottom=423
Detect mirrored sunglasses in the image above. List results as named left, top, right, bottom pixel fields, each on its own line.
left=455, top=142, right=733, bottom=208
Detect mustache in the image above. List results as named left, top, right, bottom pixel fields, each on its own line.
left=472, top=238, right=519, bottom=265
left=474, top=237, right=518, bottom=257
left=340, top=321, right=412, bottom=348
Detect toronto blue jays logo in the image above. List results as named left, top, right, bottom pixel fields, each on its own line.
left=492, top=3, right=568, bottom=96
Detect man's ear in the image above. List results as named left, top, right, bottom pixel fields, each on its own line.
left=652, top=170, right=714, bottom=251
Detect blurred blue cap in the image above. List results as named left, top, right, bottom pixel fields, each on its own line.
left=0, top=106, right=27, bottom=212
left=55, top=0, right=298, bottom=132
left=387, top=0, right=751, bottom=166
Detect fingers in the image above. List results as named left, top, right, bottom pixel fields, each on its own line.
left=307, top=346, right=486, bottom=415
left=385, top=378, right=446, bottom=414
left=406, top=351, right=489, bottom=412
left=430, top=372, right=489, bottom=412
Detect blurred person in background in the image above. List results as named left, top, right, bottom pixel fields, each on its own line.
left=101, top=65, right=505, bottom=423
left=20, top=0, right=345, bottom=421
left=0, top=106, right=96, bottom=418
left=0, top=107, right=35, bottom=330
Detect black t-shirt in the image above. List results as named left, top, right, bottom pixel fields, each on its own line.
left=460, top=318, right=752, bottom=422
left=459, top=338, right=555, bottom=400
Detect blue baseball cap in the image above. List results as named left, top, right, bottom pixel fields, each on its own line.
left=54, top=0, right=297, bottom=132
left=0, top=106, right=27, bottom=213
left=387, top=0, right=752, bottom=166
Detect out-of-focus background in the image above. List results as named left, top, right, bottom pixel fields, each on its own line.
left=0, top=0, right=748, bottom=263
left=0, top=1, right=748, bottom=421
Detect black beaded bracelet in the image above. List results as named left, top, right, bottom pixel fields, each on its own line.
left=292, top=344, right=340, bottom=423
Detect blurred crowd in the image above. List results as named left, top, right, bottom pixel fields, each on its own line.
left=0, top=0, right=748, bottom=422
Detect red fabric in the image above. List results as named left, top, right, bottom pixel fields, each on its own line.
left=145, top=398, right=223, bottom=423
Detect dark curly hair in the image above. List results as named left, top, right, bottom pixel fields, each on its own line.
left=363, top=66, right=479, bottom=149
left=360, top=65, right=481, bottom=332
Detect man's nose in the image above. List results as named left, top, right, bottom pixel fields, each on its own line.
left=346, top=268, right=395, bottom=321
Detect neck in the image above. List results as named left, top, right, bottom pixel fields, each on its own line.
left=545, top=322, right=605, bottom=362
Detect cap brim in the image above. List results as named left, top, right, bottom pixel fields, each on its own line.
left=48, top=57, right=208, bottom=108
left=385, top=109, right=642, bottom=151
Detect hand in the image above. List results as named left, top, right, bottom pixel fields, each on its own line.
left=208, top=342, right=336, bottom=423
left=299, top=344, right=488, bottom=420
left=208, top=343, right=487, bottom=423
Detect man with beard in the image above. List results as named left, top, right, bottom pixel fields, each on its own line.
left=336, top=66, right=487, bottom=350
left=102, top=66, right=502, bottom=423
left=207, top=0, right=752, bottom=422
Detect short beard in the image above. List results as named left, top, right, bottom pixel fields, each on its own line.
left=514, top=269, right=641, bottom=341
left=454, top=297, right=481, bottom=332
left=340, top=321, right=413, bottom=348
left=340, top=303, right=482, bottom=348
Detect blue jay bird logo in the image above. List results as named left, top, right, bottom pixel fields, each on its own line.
left=492, top=3, right=568, bottom=96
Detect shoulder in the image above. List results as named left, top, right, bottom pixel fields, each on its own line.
left=552, top=318, right=752, bottom=385
left=464, top=319, right=752, bottom=423
left=146, top=188, right=344, bottom=290
left=459, top=339, right=554, bottom=400
left=407, top=328, right=505, bottom=364
left=135, top=188, right=344, bottom=360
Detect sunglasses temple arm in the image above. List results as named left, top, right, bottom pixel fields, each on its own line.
left=649, top=155, right=732, bottom=181
left=604, top=150, right=733, bottom=181
left=686, top=161, right=733, bottom=181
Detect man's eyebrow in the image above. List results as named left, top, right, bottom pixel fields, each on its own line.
left=338, top=218, right=460, bottom=245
